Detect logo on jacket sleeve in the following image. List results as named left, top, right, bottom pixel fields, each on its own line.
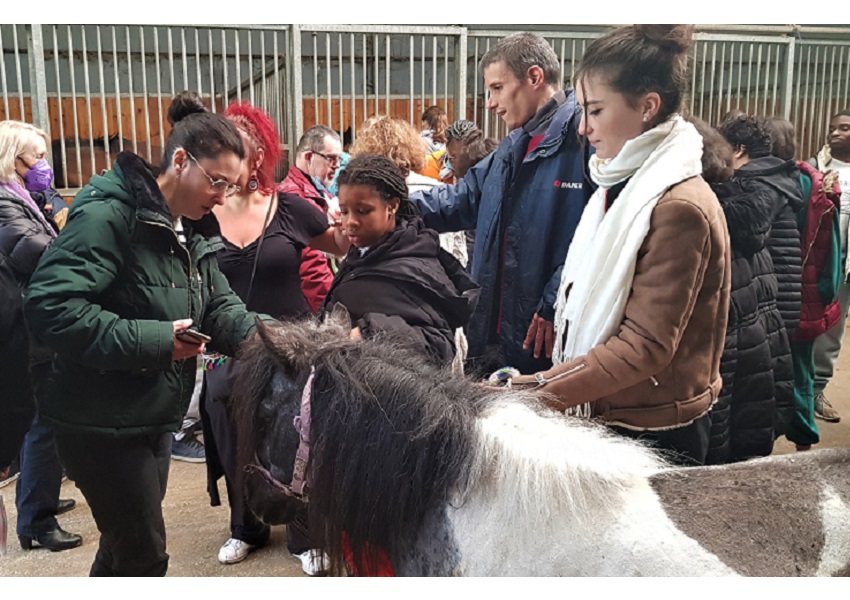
left=554, top=179, right=584, bottom=190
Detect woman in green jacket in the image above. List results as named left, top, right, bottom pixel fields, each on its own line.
left=24, top=102, right=267, bottom=576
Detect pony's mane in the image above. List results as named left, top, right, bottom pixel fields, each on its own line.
left=305, top=332, right=499, bottom=574
left=232, top=319, right=500, bottom=574
left=468, top=400, right=667, bottom=528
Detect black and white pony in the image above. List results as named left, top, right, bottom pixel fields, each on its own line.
left=232, top=314, right=850, bottom=576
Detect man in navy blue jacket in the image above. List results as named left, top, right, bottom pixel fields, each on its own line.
left=409, top=32, right=593, bottom=375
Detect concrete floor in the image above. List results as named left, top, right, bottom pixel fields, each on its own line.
left=2, top=334, right=850, bottom=577
left=0, top=460, right=306, bottom=577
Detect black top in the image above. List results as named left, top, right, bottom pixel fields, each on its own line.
left=217, top=192, right=328, bottom=319
left=605, top=178, right=630, bottom=212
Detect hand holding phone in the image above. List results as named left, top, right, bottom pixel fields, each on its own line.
left=175, top=328, right=212, bottom=344
left=172, top=319, right=205, bottom=361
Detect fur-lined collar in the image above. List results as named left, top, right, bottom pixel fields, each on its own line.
left=114, top=151, right=221, bottom=239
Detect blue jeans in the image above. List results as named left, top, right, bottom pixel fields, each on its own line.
left=16, top=364, right=63, bottom=538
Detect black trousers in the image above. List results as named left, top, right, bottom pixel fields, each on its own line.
left=54, top=429, right=171, bottom=576
left=609, top=412, right=712, bottom=467
left=201, top=373, right=270, bottom=547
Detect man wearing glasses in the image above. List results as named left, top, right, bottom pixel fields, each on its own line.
left=278, top=125, right=343, bottom=313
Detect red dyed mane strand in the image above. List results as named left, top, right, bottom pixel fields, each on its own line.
left=224, top=101, right=282, bottom=192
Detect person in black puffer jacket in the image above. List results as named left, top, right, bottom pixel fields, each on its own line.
left=688, top=117, right=794, bottom=464
left=709, top=182, right=796, bottom=462
left=319, top=154, right=480, bottom=367
left=0, top=254, right=34, bottom=472
left=0, top=120, right=81, bottom=552
left=719, top=115, right=804, bottom=338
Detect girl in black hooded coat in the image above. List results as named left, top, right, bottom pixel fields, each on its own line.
left=319, top=154, right=479, bottom=366
left=707, top=181, right=795, bottom=463
left=687, top=117, right=794, bottom=464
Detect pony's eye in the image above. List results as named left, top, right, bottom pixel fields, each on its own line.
left=257, top=399, right=275, bottom=424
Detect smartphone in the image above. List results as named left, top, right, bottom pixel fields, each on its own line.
left=176, top=328, right=212, bottom=344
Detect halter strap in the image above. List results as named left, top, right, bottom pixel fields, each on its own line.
left=245, top=365, right=315, bottom=502
left=290, top=366, right=315, bottom=497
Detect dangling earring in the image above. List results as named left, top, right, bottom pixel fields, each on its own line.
left=247, top=173, right=259, bottom=192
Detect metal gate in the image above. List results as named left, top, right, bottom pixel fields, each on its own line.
left=292, top=24, right=466, bottom=147
left=1, top=24, right=293, bottom=191
left=791, top=39, right=850, bottom=160
left=4, top=24, right=850, bottom=195
left=689, top=33, right=793, bottom=126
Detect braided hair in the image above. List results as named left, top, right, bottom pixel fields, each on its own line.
left=445, top=119, right=478, bottom=142
left=336, top=154, right=418, bottom=221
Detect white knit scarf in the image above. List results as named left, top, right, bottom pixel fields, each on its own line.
left=552, top=115, right=704, bottom=416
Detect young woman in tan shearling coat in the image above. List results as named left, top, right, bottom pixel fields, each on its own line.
left=512, top=25, right=731, bottom=466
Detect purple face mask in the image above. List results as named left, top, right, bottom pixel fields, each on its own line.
left=23, top=159, right=54, bottom=192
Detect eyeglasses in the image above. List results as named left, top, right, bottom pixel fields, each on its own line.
left=186, top=151, right=241, bottom=197
left=312, top=150, right=341, bottom=166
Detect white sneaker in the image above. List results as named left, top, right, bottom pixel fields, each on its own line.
left=218, top=538, right=256, bottom=564
left=292, top=549, right=329, bottom=576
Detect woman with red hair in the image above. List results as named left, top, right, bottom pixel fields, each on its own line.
left=200, top=99, right=348, bottom=572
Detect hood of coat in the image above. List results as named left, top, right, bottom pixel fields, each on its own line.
left=74, top=151, right=222, bottom=240
left=713, top=181, right=774, bottom=257
left=734, top=155, right=805, bottom=214
left=340, top=217, right=480, bottom=328
left=346, top=216, right=440, bottom=265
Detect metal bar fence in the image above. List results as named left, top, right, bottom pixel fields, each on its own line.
left=1, top=24, right=293, bottom=192
left=794, top=39, right=850, bottom=160
left=4, top=24, right=850, bottom=195
left=295, top=25, right=464, bottom=151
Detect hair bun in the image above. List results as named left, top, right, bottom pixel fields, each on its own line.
left=634, top=25, right=694, bottom=54
left=167, top=91, right=208, bottom=125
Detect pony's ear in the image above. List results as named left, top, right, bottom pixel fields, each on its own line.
left=254, top=317, right=279, bottom=357
left=251, top=317, right=313, bottom=377
left=327, top=303, right=353, bottom=331
left=253, top=317, right=296, bottom=373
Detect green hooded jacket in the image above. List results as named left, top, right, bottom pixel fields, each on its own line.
left=25, top=152, right=269, bottom=437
